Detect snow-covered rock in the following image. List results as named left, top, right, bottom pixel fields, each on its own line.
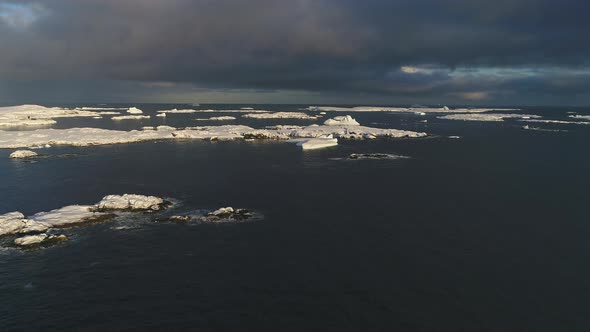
left=127, top=107, right=143, bottom=114
left=206, top=207, right=254, bottom=222
left=112, top=115, right=150, bottom=121
left=9, top=150, right=38, bottom=159
left=95, top=194, right=166, bottom=211
left=324, top=115, right=360, bottom=126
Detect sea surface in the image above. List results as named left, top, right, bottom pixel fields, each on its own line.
left=1, top=104, right=590, bottom=331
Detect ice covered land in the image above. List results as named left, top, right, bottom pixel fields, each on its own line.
left=0, top=194, right=170, bottom=247
left=0, top=104, right=103, bottom=128
left=0, top=115, right=426, bottom=149
left=242, top=112, right=319, bottom=119
left=307, top=106, right=519, bottom=113
left=438, top=113, right=541, bottom=122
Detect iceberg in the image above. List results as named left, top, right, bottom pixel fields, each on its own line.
left=156, top=113, right=166, bottom=117
left=323, top=115, right=360, bottom=126
left=9, top=150, right=38, bottom=159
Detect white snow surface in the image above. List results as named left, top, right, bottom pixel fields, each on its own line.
left=324, top=115, right=360, bottom=126
left=242, top=112, right=319, bottom=119
left=95, top=194, right=165, bottom=211
left=438, top=113, right=541, bottom=122
left=14, top=234, right=49, bottom=246
left=9, top=150, right=38, bottom=158
left=111, top=115, right=151, bottom=121
left=0, top=104, right=101, bottom=128
left=0, top=212, right=27, bottom=236
left=30, top=205, right=105, bottom=227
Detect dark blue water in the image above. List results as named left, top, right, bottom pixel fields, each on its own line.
left=1, top=105, right=590, bottom=331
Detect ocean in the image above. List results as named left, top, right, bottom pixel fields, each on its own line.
left=1, top=104, right=589, bottom=331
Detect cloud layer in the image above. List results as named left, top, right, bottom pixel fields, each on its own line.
left=1, top=0, right=589, bottom=104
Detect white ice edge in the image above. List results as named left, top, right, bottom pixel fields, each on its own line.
left=308, top=106, right=520, bottom=113
left=438, top=113, right=541, bottom=122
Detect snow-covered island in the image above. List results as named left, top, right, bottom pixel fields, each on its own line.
left=242, top=112, right=319, bottom=119
left=0, top=115, right=427, bottom=150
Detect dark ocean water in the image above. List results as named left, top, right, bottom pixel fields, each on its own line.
left=1, top=104, right=590, bottom=331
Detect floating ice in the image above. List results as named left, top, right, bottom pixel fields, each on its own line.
left=156, top=113, right=166, bottom=117
left=308, top=106, right=519, bottom=113
left=76, top=107, right=127, bottom=111
left=157, top=109, right=197, bottom=114
left=242, top=112, right=319, bottom=119
left=568, top=115, right=590, bottom=121
left=347, top=153, right=409, bottom=160
left=9, top=150, right=38, bottom=158
left=294, top=136, right=338, bottom=150
left=29, top=205, right=109, bottom=228
left=324, top=115, right=360, bottom=126
left=112, top=115, right=150, bottom=121
left=520, top=119, right=590, bottom=126
left=127, top=107, right=143, bottom=114
left=196, top=116, right=237, bottom=121
left=206, top=207, right=255, bottom=222
left=0, top=212, right=28, bottom=236
left=438, top=113, right=541, bottom=122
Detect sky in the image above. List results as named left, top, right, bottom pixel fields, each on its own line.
left=0, top=0, right=589, bottom=106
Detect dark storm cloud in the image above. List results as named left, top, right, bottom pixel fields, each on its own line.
left=0, top=0, right=589, bottom=104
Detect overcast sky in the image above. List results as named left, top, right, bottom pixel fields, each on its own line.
left=1, top=0, right=589, bottom=105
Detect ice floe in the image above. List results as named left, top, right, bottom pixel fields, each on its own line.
left=198, top=109, right=270, bottom=113
left=520, top=119, right=590, bottom=126
left=242, top=112, right=319, bottom=119
left=0, top=104, right=101, bottom=128
left=347, top=153, right=410, bottom=160
left=568, top=115, right=590, bottom=121
left=29, top=205, right=110, bottom=228
left=307, top=106, right=519, bottom=113
left=9, top=150, right=38, bottom=158
left=127, top=107, right=143, bottom=114
left=111, top=115, right=151, bottom=121
left=294, top=137, right=338, bottom=150
left=438, top=113, right=541, bottom=122
left=324, top=115, right=360, bottom=126
left=196, top=116, right=237, bottom=121
left=157, top=109, right=197, bottom=114
left=156, top=113, right=166, bottom=117
left=75, top=107, right=127, bottom=111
